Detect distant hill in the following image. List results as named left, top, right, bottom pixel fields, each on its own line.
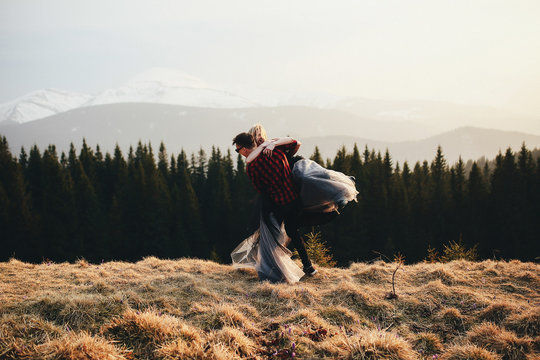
left=1, top=102, right=539, bottom=163
left=333, top=97, right=540, bottom=135
left=302, top=127, right=540, bottom=164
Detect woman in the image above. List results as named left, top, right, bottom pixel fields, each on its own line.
left=231, top=124, right=358, bottom=283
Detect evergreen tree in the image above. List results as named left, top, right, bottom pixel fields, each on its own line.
left=464, top=162, right=488, bottom=256
left=429, top=146, right=450, bottom=249
left=310, top=146, right=324, bottom=166
left=230, top=153, right=256, bottom=253
left=176, top=150, right=206, bottom=257
left=191, top=148, right=207, bottom=198
left=158, top=142, right=169, bottom=182
left=408, top=161, right=431, bottom=253
left=204, top=147, right=233, bottom=261
left=71, top=160, right=105, bottom=261
left=79, top=138, right=96, bottom=183
left=489, top=148, right=519, bottom=258
left=450, top=157, right=466, bottom=244
left=516, top=144, right=536, bottom=258
left=40, top=145, right=77, bottom=261
left=19, top=147, right=28, bottom=170
left=0, top=137, right=34, bottom=261
left=350, top=144, right=363, bottom=182
left=332, top=146, right=351, bottom=173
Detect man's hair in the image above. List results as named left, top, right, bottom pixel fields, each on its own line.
left=232, top=132, right=256, bottom=149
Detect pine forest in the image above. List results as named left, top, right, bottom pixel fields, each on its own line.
left=1, top=135, right=539, bottom=265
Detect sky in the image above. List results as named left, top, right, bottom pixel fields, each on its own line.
left=1, top=0, right=540, bottom=117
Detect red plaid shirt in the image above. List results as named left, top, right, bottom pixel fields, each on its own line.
left=246, top=142, right=299, bottom=205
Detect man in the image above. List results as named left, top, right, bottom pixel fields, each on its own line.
left=232, top=132, right=317, bottom=276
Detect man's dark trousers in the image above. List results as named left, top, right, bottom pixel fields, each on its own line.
left=272, top=198, right=313, bottom=270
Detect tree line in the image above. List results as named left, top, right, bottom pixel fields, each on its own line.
left=1, top=135, right=538, bottom=265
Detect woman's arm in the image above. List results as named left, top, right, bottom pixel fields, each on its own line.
left=263, top=137, right=301, bottom=156
left=245, top=143, right=265, bottom=164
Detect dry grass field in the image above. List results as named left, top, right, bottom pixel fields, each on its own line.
left=0, top=257, right=538, bottom=359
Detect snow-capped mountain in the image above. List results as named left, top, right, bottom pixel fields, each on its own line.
left=0, top=89, right=92, bottom=125
left=86, top=68, right=260, bottom=108
left=1, top=67, right=539, bottom=139
left=0, top=68, right=262, bottom=125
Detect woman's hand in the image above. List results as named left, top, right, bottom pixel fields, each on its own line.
left=263, top=142, right=275, bottom=156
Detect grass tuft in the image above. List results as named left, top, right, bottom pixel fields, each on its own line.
left=411, top=332, right=443, bottom=356
left=480, top=302, right=516, bottom=324
left=101, top=308, right=184, bottom=358
left=467, top=322, right=533, bottom=359
left=328, top=328, right=418, bottom=359
left=34, top=331, right=129, bottom=360
left=505, top=309, right=540, bottom=337
left=440, top=343, right=501, bottom=360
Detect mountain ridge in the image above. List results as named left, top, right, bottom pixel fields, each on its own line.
left=2, top=102, right=539, bottom=164
left=2, top=68, right=538, bottom=139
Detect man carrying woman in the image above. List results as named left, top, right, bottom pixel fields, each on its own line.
left=232, top=132, right=317, bottom=278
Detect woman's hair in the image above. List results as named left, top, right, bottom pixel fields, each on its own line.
left=248, top=123, right=267, bottom=145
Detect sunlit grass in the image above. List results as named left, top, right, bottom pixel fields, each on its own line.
left=1, top=257, right=538, bottom=359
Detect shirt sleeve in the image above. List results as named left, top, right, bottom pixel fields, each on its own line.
left=278, top=140, right=298, bottom=154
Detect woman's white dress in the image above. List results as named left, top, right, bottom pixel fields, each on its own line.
left=231, top=159, right=358, bottom=283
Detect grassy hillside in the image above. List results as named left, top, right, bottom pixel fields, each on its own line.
left=0, top=257, right=538, bottom=359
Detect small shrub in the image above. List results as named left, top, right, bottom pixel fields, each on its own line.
left=439, top=238, right=478, bottom=262
left=293, top=230, right=337, bottom=267
left=426, top=238, right=478, bottom=262
left=387, top=253, right=405, bottom=299
left=426, top=246, right=440, bottom=263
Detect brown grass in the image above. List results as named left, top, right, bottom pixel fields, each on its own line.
left=34, top=331, right=130, bottom=360
left=0, top=257, right=538, bottom=359
left=440, top=344, right=501, bottom=360
left=467, top=322, right=533, bottom=360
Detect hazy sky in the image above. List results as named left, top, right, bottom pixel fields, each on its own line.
left=1, top=0, right=540, bottom=116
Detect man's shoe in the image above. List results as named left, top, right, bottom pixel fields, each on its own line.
left=304, top=266, right=317, bottom=276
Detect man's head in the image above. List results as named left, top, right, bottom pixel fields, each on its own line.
left=232, top=132, right=256, bottom=157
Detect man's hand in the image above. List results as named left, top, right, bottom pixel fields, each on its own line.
left=263, top=142, right=275, bottom=156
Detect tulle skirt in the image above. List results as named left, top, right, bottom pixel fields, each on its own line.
left=231, top=213, right=304, bottom=284
left=231, top=159, right=358, bottom=283
left=293, top=159, right=358, bottom=213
